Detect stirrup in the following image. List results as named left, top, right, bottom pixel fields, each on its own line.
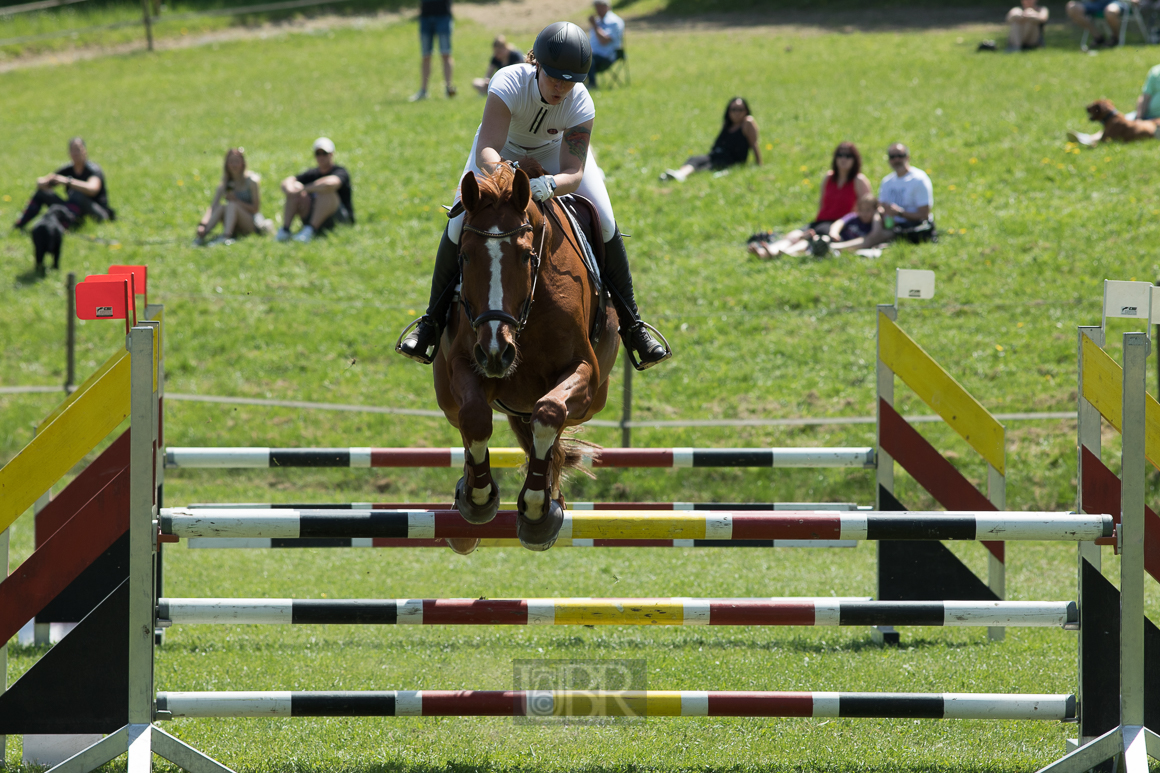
left=394, top=317, right=436, bottom=365
left=625, top=321, right=672, bottom=372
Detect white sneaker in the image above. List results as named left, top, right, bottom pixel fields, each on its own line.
left=275, top=227, right=292, bottom=242
left=409, top=90, right=428, bottom=102
left=293, top=225, right=315, bottom=243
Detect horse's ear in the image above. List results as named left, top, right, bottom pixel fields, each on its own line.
left=512, top=169, right=531, bottom=212
left=461, top=171, right=480, bottom=213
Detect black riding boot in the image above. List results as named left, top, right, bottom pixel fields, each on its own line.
left=396, top=227, right=461, bottom=364
left=603, top=228, right=671, bottom=370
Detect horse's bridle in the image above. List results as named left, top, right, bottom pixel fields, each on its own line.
left=458, top=167, right=550, bottom=337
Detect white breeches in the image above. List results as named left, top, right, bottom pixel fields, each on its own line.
left=447, top=128, right=617, bottom=244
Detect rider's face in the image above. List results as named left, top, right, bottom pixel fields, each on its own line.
left=537, top=70, right=577, bottom=105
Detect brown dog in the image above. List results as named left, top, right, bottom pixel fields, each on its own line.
left=1087, top=99, right=1159, bottom=142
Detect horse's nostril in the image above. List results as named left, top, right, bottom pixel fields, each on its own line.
left=500, top=344, right=516, bottom=370
left=474, top=344, right=488, bottom=369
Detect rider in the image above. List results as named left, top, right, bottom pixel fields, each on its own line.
left=396, top=20, right=670, bottom=371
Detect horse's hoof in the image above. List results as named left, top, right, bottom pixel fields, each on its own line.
left=446, top=537, right=481, bottom=555
left=455, top=476, right=499, bottom=524
left=517, top=498, right=564, bottom=552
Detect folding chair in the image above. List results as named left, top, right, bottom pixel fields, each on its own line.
left=1079, top=0, right=1152, bottom=47
left=605, top=48, right=630, bottom=88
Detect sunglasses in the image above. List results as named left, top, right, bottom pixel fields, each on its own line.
left=835, top=153, right=855, bottom=159
left=888, top=153, right=908, bottom=160
left=314, top=149, right=332, bottom=156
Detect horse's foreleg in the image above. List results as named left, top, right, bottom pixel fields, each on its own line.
left=449, top=359, right=500, bottom=527
left=516, top=362, right=596, bottom=552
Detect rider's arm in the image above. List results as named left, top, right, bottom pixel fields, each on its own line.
left=476, top=93, right=514, bottom=173
left=552, top=119, right=593, bottom=197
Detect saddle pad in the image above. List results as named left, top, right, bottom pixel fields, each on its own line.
left=554, top=195, right=604, bottom=296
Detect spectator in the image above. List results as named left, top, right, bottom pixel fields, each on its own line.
left=195, top=148, right=269, bottom=245
left=586, top=0, right=624, bottom=89
left=12, top=137, right=114, bottom=278
left=828, top=194, right=890, bottom=253
left=661, top=97, right=761, bottom=183
left=1007, top=0, right=1050, bottom=50
left=1134, top=63, right=1160, bottom=119
left=879, top=143, right=936, bottom=243
left=1067, top=0, right=1122, bottom=48
left=410, top=0, right=456, bottom=101
left=276, top=138, right=354, bottom=243
left=748, top=142, right=869, bottom=259
left=472, top=35, right=525, bottom=96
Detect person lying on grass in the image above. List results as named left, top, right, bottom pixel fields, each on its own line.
left=660, top=97, right=761, bottom=182
left=827, top=194, right=890, bottom=253
left=12, top=136, right=114, bottom=279
left=748, top=141, right=869, bottom=259
left=195, top=148, right=270, bottom=246
left=276, top=137, right=355, bottom=243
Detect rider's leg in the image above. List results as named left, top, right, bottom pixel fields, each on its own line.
left=396, top=225, right=461, bottom=363
left=573, top=154, right=670, bottom=369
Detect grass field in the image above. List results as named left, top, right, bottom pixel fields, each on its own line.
left=4, top=4, right=1160, bottom=770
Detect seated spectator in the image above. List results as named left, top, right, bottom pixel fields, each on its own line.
left=748, top=142, right=869, bottom=259
left=1067, top=0, right=1122, bottom=48
left=661, top=97, right=761, bottom=183
left=828, top=194, right=890, bottom=253
left=472, top=35, right=525, bottom=96
left=879, top=143, right=936, bottom=243
left=12, top=137, right=114, bottom=278
left=195, top=148, right=270, bottom=245
left=1007, top=0, right=1050, bottom=50
left=586, top=0, right=624, bottom=90
left=276, top=137, right=354, bottom=243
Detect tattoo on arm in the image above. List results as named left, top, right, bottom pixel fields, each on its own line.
left=564, top=126, right=591, bottom=166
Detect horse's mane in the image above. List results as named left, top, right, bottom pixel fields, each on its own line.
left=474, top=158, right=546, bottom=206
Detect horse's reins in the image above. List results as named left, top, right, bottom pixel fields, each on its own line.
left=458, top=182, right=550, bottom=337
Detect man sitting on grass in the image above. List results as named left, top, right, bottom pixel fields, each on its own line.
left=1007, top=0, right=1049, bottom=50
left=878, top=143, right=936, bottom=243
left=276, top=137, right=355, bottom=243
left=12, top=136, right=114, bottom=278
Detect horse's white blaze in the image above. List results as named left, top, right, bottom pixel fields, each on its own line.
left=468, top=438, right=491, bottom=504
left=485, top=229, right=506, bottom=355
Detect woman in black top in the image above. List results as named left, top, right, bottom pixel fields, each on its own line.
left=661, top=97, right=761, bottom=182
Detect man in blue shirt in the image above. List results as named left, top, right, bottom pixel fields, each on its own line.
left=586, top=0, right=623, bottom=89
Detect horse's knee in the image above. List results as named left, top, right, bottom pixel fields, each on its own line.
left=458, top=401, right=493, bottom=442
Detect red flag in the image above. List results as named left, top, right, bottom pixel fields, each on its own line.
left=108, top=265, right=147, bottom=305
left=77, top=274, right=135, bottom=332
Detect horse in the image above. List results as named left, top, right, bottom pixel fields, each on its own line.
left=432, top=160, right=620, bottom=552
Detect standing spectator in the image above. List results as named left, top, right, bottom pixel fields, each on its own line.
left=1007, top=0, right=1049, bottom=50
left=1066, top=0, right=1122, bottom=48
left=276, top=138, right=355, bottom=243
left=410, top=0, right=456, bottom=101
left=472, top=35, right=525, bottom=96
left=748, top=142, right=870, bottom=258
left=195, top=148, right=268, bottom=245
left=660, top=97, right=761, bottom=182
left=878, top=143, right=936, bottom=243
left=12, top=137, right=114, bottom=278
left=586, top=0, right=624, bottom=90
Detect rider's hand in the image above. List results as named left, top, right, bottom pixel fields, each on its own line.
left=529, top=175, right=557, bottom=202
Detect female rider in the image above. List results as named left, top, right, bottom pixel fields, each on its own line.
left=397, top=21, right=670, bottom=371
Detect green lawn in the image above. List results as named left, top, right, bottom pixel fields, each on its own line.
left=3, top=10, right=1160, bottom=772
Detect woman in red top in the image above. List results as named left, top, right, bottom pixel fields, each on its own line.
left=749, top=142, right=870, bottom=258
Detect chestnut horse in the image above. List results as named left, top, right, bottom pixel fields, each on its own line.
left=433, top=161, right=619, bottom=552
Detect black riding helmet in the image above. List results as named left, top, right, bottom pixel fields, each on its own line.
left=533, top=21, right=592, bottom=83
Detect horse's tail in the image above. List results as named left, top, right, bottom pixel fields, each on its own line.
left=506, top=417, right=600, bottom=497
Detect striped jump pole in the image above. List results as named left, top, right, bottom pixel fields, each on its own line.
left=156, top=598, right=1079, bottom=628
left=184, top=501, right=865, bottom=511
left=155, top=690, right=1076, bottom=721
left=164, top=447, right=876, bottom=470
left=160, top=508, right=1114, bottom=542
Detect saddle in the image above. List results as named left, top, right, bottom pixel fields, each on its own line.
left=550, top=194, right=609, bottom=345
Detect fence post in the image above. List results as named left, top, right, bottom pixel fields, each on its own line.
left=66, top=272, right=76, bottom=393
left=140, top=0, right=153, bottom=51
left=620, top=356, right=632, bottom=448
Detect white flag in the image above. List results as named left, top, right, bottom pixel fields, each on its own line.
left=1103, top=280, right=1153, bottom=323
left=896, top=269, right=935, bottom=301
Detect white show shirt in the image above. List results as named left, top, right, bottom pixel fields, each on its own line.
left=878, top=166, right=934, bottom=224
left=487, top=63, right=596, bottom=152
left=589, top=10, right=624, bottom=60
